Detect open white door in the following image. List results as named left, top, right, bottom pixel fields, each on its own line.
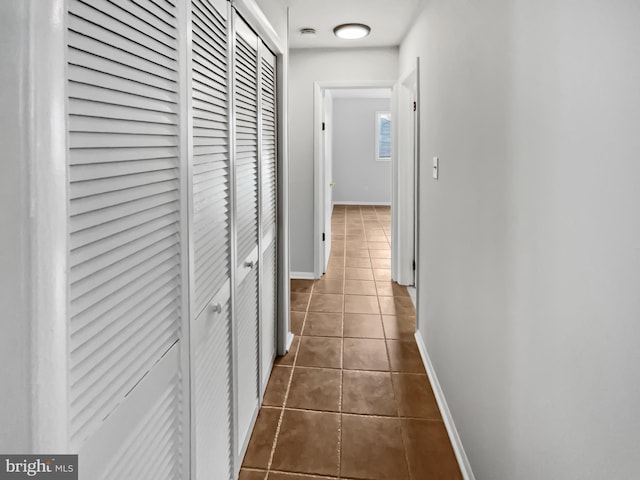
left=393, top=59, right=420, bottom=287
left=322, top=91, right=334, bottom=273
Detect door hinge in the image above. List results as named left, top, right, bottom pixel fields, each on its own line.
left=413, top=101, right=417, bottom=112
left=322, top=233, right=326, bottom=241
left=413, top=260, right=416, bottom=270
left=322, top=122, right=326, bottom=131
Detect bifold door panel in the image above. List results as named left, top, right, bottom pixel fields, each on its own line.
left=65, top=1, right=278, bottom=478
left=67, top=0, right=185, bottom=477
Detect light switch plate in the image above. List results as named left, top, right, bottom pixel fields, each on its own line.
left=433, top=156, right=439, bottom=179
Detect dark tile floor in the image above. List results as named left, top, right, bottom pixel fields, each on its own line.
left=240, top=205, right=462, bottom=480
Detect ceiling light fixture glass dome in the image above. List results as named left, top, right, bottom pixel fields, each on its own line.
left=333, top=23, right=371, bottom=40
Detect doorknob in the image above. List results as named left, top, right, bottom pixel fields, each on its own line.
left=329, top=181, right=336, bottom=188
left=209, top=302, right=223, bottom=314
left=244, top=260, right=256, bottom=269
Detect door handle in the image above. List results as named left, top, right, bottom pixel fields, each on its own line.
left=244, top=260, right=256, bottom=269
left=209, top=302, right=223, bottom=314
left=329, top=181, right=336, bottom=188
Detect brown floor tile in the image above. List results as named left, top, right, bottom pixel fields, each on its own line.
left=345, top=256, right=371, bottom=268
left=369, top=249, right=391, bottom=259
left=297, top=336, right=342, bottom=369
left=371, top=257, right=391, bottom=269
left=343, top=313, right=384, bottom=339
left=391, top=282, right=411, bottom=297
left=367, top=241, right=389, bottom=250
left=308, top=293, right=343, bottom=313
left=268, top=473, right=336, bottom=480
left=386, top=340, right=425, bottom=373
left=344, top=295, right=380, bottom=314
left=342, top=370, right=397, bottom=416
left=323, top=266, right=345, bottom=278
left=402, top=419, right=463, bottom=479
left=375, top=282, right=394, bottom=297
left=340, top=415, right=409, bottom=480
left=344, top=279, right=377, bottom=296
left=291, top=293, right=310, bottom=312
left=302, top=312, right=342, bottom=337
left=382, top=315, right=415, bottom=340
left=344, top=248, right=370, bottom=258
left=286, top=367, right=341, bottom=412
left=239, top=469, right=267, bottom=480
left=291, top=312, right=305, bottom=336
left=345, top=268, right=374, bottom=281
left=373, top=268, right=391, bottom=281
left=242, top=407, right=281, bottom=469
left=314, top=278, right=344, bottom=294
left=291, top=279, right=314, bottom=294
left=366, top=234, right=387, bottom=242
left=263, top=366, right=293, bottom=407
left=343, top=338, right=389, bottom=371
left=271, top=410, right=340, bottom=477
left=275, top=336, right=299, bottom=366
left=392, top=373, right=441, bottom=419
left=379, top=296, right=415, bottom=316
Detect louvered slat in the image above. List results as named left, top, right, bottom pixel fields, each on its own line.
left=191, top=0, right=231, bottom=318
left=67, top=0, right=182, bottom=462
left=234, top=30, right=259, bottom=266
left=237, top=267, right=260, bottom=445
left=261, top=51, right=277, bottom=233
left=194, top=297, right=233, bottom=480
left=260, top=46, right=278, bottom=387
left=99, top=371, right=183, bottom=480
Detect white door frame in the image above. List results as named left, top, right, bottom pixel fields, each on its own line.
left=393, top=60, right=420, bottom=287
left=313, top=80, right=395, bottom=278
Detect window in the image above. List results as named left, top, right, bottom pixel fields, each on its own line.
left=375, top=111, right=392, bottom=161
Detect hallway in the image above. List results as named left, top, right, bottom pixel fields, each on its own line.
left=240, top=205, right=461, bottom=479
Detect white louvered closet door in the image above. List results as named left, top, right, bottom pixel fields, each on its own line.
left=189, top=0, right=234, bottom=478
left=66, top=1, right=186, bottom=479
left=233, top=13, right=261, bottom=457
left=259, top=44, right=278, bottom=389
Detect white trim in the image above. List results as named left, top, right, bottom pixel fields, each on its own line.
left=334, top=201, right=392, bottom=207
left=290, top=271, right=316, bottom=280
left=285, top=332, right=295, bottom=352
left=414, top=331, right=476, bottom=480
left=31, top=0, right=70, bottom=452
left=393, top=61, right=420, bottom=287
left=314, top=80, right=396, bottom=279
left=232, top=0, right=284, bottom=54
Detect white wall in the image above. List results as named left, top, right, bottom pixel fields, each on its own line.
left=288, top=48, right=398, bottom=274
left=401, top=1, right=640, bottom=479
left=0, top=0, right=33, bottom=452
left=332, top=97, right=392, bottom=204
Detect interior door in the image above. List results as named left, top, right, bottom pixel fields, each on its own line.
left=323, top=91, right=333, bottom=272
left=66, top=0, right=187, bottom=477
left=189, top=0, right=234, bottom=478
left=259, top=43, right=278, bottom=390
left=233, top=12, right=261, bottom=460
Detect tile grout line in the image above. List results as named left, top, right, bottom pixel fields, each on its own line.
left=264, top=280, right=315, bottom=476
left=336, top=206, right=348, bottom=478
left=370, top=209, right=415, bottom=480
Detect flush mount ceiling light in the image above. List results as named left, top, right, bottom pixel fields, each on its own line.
left=333, top=23, right=371, bottom=40
left=299, top=27, right=317, bottom=36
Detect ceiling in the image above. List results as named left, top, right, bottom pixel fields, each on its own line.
left=283, top=0, right=423, bottom=49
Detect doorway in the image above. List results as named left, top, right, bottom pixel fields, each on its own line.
left=314, top=81, right=395, bottom=277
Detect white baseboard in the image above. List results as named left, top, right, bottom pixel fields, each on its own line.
left=414, top=331, right=476, bottom=480
left=290, top=271, right=316, bottom=280
left=333, top=201, right=392, bottom=206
